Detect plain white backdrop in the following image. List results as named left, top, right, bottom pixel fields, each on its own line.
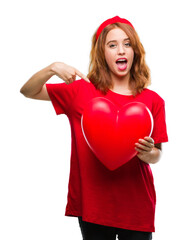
left=0, top=0, right=187, bottom=239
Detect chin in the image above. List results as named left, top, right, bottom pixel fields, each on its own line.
left=115, top=72, right=129, bottom=78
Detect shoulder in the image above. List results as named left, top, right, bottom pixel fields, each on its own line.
left=141, top=88, right=165, bottom=105
left=72, top=78, right=91, bottom=87
left=77, top=78, right=96, bottom=91
left=79, top=78, right=92, bottom=86
left=62, top=78, right=87, bottom=92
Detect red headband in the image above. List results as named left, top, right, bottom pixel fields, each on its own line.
left=96, top=16, right=134, bottom=40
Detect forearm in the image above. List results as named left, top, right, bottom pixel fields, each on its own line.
left=20, top=63, right=55, bottom=97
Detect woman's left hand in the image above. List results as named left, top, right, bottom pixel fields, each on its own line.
left=135, top=136, right=155, bottom=163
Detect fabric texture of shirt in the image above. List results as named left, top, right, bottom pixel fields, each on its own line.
left=45, top=79, right=168, bottom=232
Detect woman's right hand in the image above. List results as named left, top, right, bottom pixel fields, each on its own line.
left=51, top=62, right=90, bottom=84
left=20, top=61, right=90, bottom=100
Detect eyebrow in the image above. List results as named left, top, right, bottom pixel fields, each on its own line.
left=106, top=38, right=130, bottom=45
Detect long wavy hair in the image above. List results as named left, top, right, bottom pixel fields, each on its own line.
left=87, top=22, right=151, bottom=96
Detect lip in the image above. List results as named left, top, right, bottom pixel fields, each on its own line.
left=116, top=58, right=128, bottom=63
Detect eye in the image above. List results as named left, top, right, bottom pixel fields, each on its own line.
left=109, top=44, right=116, bottom=48
left=125, top=42, right=131, bottom=47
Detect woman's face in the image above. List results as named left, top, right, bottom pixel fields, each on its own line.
left=104, top=27, right=134, bottom=79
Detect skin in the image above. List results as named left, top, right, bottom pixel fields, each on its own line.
left=20, top=62, right=90, bottom=100
left=104, top=28, right=162, bottom=164
left=104, top=27, right=134, bottom=95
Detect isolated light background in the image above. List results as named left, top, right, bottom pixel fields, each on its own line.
left=0, top=0, right=187, bottom=239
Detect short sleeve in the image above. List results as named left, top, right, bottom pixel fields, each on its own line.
left=151, top=94, right=168, bottom=144
left=46, top=80, right=80, bottom=115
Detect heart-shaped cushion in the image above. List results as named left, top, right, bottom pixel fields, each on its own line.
left=81, top=97, right=153, bottom=171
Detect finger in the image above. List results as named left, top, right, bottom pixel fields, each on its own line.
left=65, top=78, right=71, bottom=84
left=69, top=75, right=76, bottom=83
left=135, top=147, right=145, bottom=153
left=65, top=74, right=76, bottom=83
left=75, top=69, right=90, bottom=82
left=65, top=81, right=70, bottom=85
left=138, top=139, right=154, bottom=148
left=135, top=143, right=152, bottom=152
left=144, top=136, right=155, bottom=144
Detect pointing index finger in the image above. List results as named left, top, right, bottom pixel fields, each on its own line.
left=75, top=69, right=90, bottom=83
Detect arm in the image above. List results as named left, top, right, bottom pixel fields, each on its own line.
left=20, top=63, right=55, bottom=100
left=135, top=137, right=162, bottom=164
left=20, top=62, right=90, bottom=100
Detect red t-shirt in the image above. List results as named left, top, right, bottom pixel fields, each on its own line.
left=46, top=79, right=168, bottom=232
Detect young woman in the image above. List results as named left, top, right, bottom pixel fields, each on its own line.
left=20, top=16, right=168, bottom=240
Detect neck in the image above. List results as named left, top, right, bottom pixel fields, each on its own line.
left=110, top=73, right=132, bottom=93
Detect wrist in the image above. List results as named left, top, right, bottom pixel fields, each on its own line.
left=149, top=147, right=161, bottom=164
left=138, top=147, right=161, bottom=164
left=49, top=62, right=58, bottom=76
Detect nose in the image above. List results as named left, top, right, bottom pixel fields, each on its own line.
left=117, top=44, right=125, bottom=55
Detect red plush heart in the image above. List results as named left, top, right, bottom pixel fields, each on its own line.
left=81, top=97, right=153, bottom=171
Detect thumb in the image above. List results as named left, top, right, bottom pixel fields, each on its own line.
left=75, top=69, right=90, bottom=83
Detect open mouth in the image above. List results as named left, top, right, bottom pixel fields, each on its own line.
left=116, top=58, right=128, bottom=70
